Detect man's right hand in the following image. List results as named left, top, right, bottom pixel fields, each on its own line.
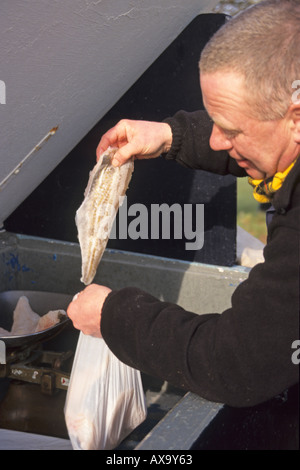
left=96, top=119, right=173, bottom=167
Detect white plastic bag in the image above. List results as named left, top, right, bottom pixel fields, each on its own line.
left=64, top=332, right=147, bottom=450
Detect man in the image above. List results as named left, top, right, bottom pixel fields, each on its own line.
left=68, top=0, right=299, bottom=411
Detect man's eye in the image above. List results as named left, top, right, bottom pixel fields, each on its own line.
left=224, top=130, right=239, bottom=139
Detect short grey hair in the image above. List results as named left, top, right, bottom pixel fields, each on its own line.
left=199, top=0, right=300, bottom=121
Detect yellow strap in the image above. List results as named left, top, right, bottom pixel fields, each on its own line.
left=248, top=159, right=298, bottom=203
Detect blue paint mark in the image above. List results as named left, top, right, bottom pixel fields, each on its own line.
left=3, top=253, right=31, bottom=274
left=53, top=254, right=57, bottom=261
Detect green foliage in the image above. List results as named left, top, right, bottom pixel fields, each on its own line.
left=237, top=178, right=267, bottom=243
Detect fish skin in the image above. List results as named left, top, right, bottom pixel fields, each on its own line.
left=76, top=147, right=134, bottom=285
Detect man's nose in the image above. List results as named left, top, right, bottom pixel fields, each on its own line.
left=209, top=124, right=232, bottom=151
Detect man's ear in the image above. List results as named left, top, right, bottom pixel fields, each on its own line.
left=289, top=102, right=300, bottom=143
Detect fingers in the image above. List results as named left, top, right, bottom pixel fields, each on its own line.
left=67, top=284, right=112, bottom=337
left=96, top=120, right=129, bottom=161
left=96, top=121, right=141, bottom=166
left=110, top=141, right=139, bottom=167
left=96, top=119, right=173, bottom=167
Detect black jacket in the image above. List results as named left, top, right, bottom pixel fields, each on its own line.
left=101, top=110, right=299, bottom=408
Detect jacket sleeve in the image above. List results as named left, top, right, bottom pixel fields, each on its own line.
left=163, top=109, right=246, bottom=177
left=101, top=109, right=299, bottom=407
left=101, top=217, right=298, bottom=407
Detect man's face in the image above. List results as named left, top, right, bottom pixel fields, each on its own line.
left=200, top=72, right=298, bottom=180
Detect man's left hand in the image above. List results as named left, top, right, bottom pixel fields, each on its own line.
left=67, top=284, right=112, bottom=337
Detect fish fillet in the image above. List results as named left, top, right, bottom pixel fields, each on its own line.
left=11, top=296, right=40, bottom=336
left=35, top=310, right=67, bottom=333
left=0, top=327, right=12, bottom=337
left=76, top=147, right=134, bottom=285
left=0, top=296, right=67, bottom=337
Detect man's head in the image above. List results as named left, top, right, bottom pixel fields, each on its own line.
left=200, top=0, right=300, bottom=121
left=199, top=0, right=300, bottom=179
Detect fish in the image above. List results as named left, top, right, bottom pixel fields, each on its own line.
left=76, top=147, right=134, bottom=285
left=11, top=296, right=40, bottom=336
left=0, top=296, right=67, bottom=337
left=35, top=310, right=67, bottom=333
